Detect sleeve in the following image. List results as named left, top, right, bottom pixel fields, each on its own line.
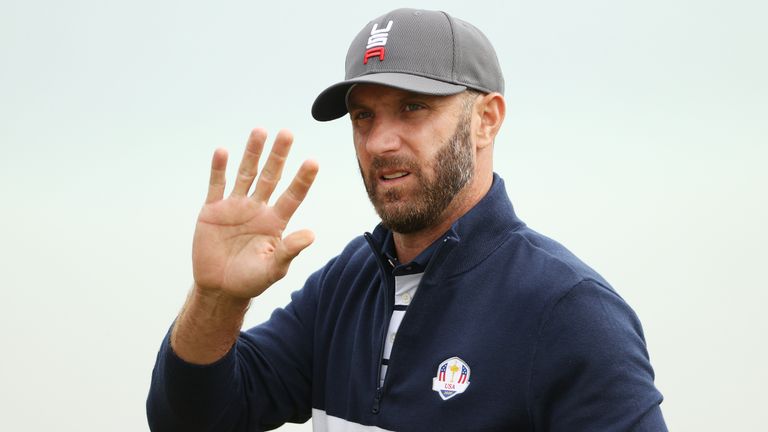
left=146, top=264, right=329, bottom=432
left=529, top=279, right=668, bottom=431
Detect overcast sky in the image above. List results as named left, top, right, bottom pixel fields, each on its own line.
left=1, top=0, right=766, bottom=430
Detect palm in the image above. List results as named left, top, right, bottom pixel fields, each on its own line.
left=192, top=129, right=318, bottom=299
left=194, top=198, right=280, bottom=297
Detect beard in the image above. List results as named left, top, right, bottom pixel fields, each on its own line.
left=359, top=108, right=475, bottom=234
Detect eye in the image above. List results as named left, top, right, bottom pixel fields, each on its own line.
left=352, top=110, right=373, bottom=120
left=403, top=103, right=425, bottom=112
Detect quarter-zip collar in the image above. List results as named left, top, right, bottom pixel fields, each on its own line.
left=366, top=173, right=525, bottom=276
left=378, top=230, right=442, bottom=275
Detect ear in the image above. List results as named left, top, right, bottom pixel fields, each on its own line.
left=474, top=92, right=505, bottom=149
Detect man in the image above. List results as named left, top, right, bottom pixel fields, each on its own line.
left=148, top=8, right=667, bottom=431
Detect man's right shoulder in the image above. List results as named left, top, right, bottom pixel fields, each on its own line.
left=311, top=234, right=378, bottom=285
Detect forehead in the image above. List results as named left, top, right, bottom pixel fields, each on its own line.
left=346, top=84, right=457, bottom=107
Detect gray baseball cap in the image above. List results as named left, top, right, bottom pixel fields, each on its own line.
left=311, top=8, right=504, bottom=121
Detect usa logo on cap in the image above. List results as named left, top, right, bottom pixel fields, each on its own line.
left=432, top=356, right=471, bottom=400
left=363, top=20, right=393, bottom=64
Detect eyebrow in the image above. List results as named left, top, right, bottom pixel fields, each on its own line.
left=347, top=91, right=444, bottom=111
left=346, top=99, right=367, bottom=111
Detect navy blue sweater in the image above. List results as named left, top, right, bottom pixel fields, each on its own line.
left=148, top=175, right=666, bottom=431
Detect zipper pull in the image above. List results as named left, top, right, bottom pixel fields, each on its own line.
left=372, top=388, right=383, bottom=414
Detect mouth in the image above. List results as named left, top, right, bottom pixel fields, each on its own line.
left=381, top=171, right=409, bottom=181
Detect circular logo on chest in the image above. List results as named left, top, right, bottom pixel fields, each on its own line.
left=432, top=356, right=471, bottom=400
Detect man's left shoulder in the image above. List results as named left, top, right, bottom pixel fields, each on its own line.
left=484, top=226, right=613, bottom=297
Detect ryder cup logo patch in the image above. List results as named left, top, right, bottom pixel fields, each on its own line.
left=432, top=357, right=471, bottom=400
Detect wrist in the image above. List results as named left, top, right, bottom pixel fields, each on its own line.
left=170, top=284, right=251, bottom=365
left=191, top=283, right=252, bottom=311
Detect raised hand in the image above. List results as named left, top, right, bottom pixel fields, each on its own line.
left=192, top=128, right=319, bottom=299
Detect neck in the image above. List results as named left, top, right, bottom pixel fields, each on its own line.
left=392, top=172, right=492, bottom=263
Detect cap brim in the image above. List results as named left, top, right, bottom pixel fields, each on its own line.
left=311, top=73, right=467, bottom=122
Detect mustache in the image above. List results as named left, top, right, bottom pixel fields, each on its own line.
left=370, top=155, right=419, bottom=171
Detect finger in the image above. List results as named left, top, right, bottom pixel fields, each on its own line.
left=252, top=129, right=293, bottom=202
left=205, top=148, right=229, bottom=204
left=231, top=128, right=267, bottom=197
left=273, top=159, right=319, bottom=223
left=272, top=229, right=316, bottom=277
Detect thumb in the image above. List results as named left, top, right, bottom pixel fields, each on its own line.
left=274, top=229, right=316, bottom=269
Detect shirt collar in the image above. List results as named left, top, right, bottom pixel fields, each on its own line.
left=381, top=230, right=444, bottom=275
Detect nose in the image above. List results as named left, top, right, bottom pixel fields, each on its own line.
left=363, top=115, right=402, bottom=156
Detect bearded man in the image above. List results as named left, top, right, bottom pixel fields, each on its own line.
left=148, top=8, right=667, bottom=431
